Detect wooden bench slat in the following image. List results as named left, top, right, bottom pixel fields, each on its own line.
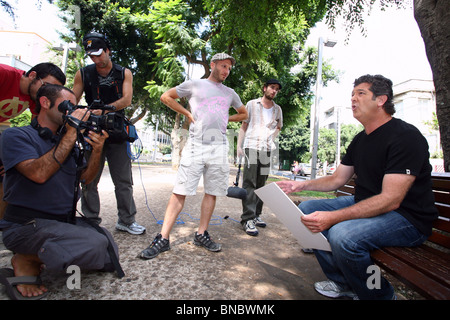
left=420, top=243, right=450, bottom=262
left=432, top=179, right=450, bottom=192
left=427, top=231, right=450, bottom=249
left=371, top=249, right=450, bottom=300
left=433, top=192, right=449, bottom=203
left=336, top=185, right=355, bottom=195
left=432, top=217, right=450, bottom=233
left=335, top=191, right=352, bottom=198
left=435, top=203, right=450, bottom=219
left=379, top=246, right=450, bottom=286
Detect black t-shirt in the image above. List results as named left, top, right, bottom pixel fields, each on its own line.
left=341, top=118, right=438, bottom=236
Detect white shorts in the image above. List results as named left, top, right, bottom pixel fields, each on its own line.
left=173, top=140, right=230, bottom=196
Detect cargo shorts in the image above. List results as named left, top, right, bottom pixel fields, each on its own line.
left=173, top=140, right=230, bottom=196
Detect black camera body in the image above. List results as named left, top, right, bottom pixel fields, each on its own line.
left=58, top=100, right=123, bottom=135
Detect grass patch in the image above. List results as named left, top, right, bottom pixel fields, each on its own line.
left=291, top=190, right=336, bottom=199
left=266, top=176, right=336, bottom=199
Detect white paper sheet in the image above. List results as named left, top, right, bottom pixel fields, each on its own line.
left=255, top=182, right=331, bottom=251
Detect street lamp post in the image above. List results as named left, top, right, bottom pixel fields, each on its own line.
left=310, top=37, right=336, bottom=179
left=52, top=42, right=81, bottom=74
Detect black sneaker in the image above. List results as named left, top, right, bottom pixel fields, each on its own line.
left=139, top=233, right=170, bottom=259
left=193, top=230, right=222, bottom=252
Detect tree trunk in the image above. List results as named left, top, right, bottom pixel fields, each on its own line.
left=170, top=112, right=189, bottom=170
left=414, top=0, right=450, bottom=172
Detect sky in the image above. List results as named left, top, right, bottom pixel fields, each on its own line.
left=1, top=1, right=433, bottom=110
left=0, top=1, right=67, bottom=43
left=305, top=4, right=433, bottom=108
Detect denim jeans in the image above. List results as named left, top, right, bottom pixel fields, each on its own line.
left=299, top=196, right=427, bottom=300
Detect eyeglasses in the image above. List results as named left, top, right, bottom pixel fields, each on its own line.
left=38, top=78, right=50, bottom=87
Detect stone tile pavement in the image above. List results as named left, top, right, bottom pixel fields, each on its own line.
left=2, top=163, right=424, bottom=307
left=0, top=164, right=329, bottom=302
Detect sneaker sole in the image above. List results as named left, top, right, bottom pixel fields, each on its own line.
left=245, top=229, right=259, bottom=236
left=314, top=286, right=357, bottom=299
left=193, top=239, right=222, bottom=252
left=139, top=246, right=170, bottom=260
left=116, top=225, right=146, bottom=235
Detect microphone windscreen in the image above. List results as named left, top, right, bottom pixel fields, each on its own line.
left=226, top=186, right=247, bottom=200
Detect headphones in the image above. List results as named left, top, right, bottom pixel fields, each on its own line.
left=31, top=118, right=54, bottom=141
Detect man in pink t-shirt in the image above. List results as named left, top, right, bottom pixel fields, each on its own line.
left=140, top=53, right=248, bottom=260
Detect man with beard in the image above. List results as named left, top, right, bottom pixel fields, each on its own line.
left=0, top=84, right=114, bottom=299
left=0, top=62, right=66, bottom=219
left=140, top=53, right=248, bottom=259
left=237, top=79, right=283, bottom=236
left=0, top=62, right=66, bottom=123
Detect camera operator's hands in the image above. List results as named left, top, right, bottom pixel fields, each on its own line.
left=65, top=108, right=91, bottom=133
left=91, top=109, right=104, bottom=116
left=85, top=130, right=109, bottom=152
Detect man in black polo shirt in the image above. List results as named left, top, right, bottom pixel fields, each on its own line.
left=277, top=74, right=438, bottom=300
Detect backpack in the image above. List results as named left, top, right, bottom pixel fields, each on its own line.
left=80, top=63, right=137, bottom=143
left=80, top=63, right=125, bottom=107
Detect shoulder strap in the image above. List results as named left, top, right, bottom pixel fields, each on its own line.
left=111, top=63, right=125, bottom=99
left=80, top=64, right=99, bottom=105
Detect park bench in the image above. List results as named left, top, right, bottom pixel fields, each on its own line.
left=335, top=173, right=450, bottom=299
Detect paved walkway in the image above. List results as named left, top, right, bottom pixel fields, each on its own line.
left=1, top=163, right=420, bottom=304
left=0, top=163, right=329, bottom=301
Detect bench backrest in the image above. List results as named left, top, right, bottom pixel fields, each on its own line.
left=428, top=173, right=450, bottom=249
left=336, top=173, right=450, bottom=249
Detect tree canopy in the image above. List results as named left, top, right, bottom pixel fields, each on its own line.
left=4, top=0, right=447, bottom=170
left=54, top=0, right=338, bottom=135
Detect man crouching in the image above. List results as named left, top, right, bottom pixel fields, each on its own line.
left=0, top=84, right=119, bottom=299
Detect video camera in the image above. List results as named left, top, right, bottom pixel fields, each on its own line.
left=58, top=99, right=124, bottom=136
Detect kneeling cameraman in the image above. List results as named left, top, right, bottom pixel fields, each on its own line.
left=0, top=84, right=120, bottom=300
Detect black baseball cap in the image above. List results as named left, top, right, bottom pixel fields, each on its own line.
left=265, top=79, right=282, bottom=89
left=83, top=32, right=109, bottom=56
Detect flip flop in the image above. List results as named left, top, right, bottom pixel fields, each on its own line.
left=0, top=268, right=49, bottom=300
